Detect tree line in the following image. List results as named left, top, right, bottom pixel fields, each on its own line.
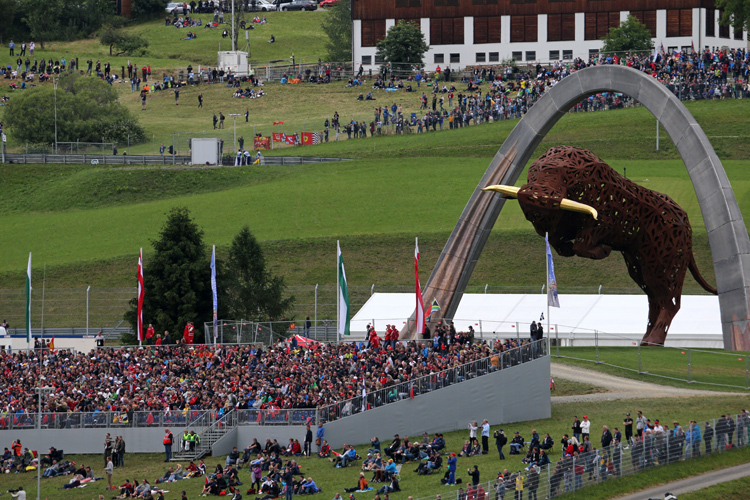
left=123, top=207, right=294, bottom=344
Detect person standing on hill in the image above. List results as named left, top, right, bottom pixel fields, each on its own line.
left=174, top=88, right=180, bottom=105
left=219, top=112, right=225, bottom=128
left=104, top=433, right=113, bottom=466
left=198, top=93, right=203, bottom=107
left=163, top=428, right=174, bottom=462
left=213, top=113, right=218, bottom=129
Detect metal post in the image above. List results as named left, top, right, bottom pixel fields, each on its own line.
left=370, top=284, right=375, bottom=296
left=746, top=357, right=749, bottom=390
left=638, top=343, right=642, bottom=374
left=484, top=284, right=488, bottom=294
left=656, top=119, right=660, bottom=151
left=479, top=320, right=482, bottom=339
left=515, top=321, right=519, bottom=343
left=86, top=285, right=91, bottom=335
left=595, top=330, right=599, bottom=363
left=314, top=284, right=318, bottom=337
left=688, top=348, right=691, bottom=383
left=54, top=77, right=58, bottom=154
left=555, top=323, right=559, bottom=356
left=172, top=132, right=175, bottom=165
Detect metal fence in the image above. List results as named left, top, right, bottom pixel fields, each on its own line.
left=202, top=320, right=339, bottom=344
left=317, top=339, right=548, bottom=423
left=412, top=414, right=750, bottom=500
left=0, top=409, right=213, bottom=431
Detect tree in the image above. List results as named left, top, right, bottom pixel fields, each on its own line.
left=376, top=21, right=429, bottom=71
left=601, top=15, right=654, bottom=56
left=3, top=73, right=145, bottom=145
left=124, top=207, right=212, bottom=344
left=321, top=0, right=352, bottom=62
left=224, top=226, right=294, bottom=321
left=716, top=0, right=750, bottom=32
left=99, top=24, right=149, bottom=56
left=131, top=0, right=170, bottom=21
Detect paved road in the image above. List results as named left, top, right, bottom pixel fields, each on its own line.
left=613, top=462, right=750, bottom=500
left=550, top=362, right=735, bottom=404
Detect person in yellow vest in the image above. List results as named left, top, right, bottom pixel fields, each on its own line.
left=182, top=430, right=191, bottom=452
left=189, top=430, right=200, bottom=451
left=514, top=471, right=523, bottom=500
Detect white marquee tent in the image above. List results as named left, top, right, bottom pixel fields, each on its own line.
left=350, top=293, right=723, bottom=348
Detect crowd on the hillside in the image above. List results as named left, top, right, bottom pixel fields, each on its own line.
left=0, top=322, right=539, bottom=417
left=309, top=47, right=750, bottom=142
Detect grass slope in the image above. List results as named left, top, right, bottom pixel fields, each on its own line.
left=1, top=394, right=750, bottom=500
left=553, top=347, right=750, bottom=392
left=680, top=476, right=750, bottom=500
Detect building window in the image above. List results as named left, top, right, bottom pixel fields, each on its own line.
left=549, top=50, right=559, bottom=61
left=431, top=18, right=465, bottom=45
left=526, top=51, right=536, bottom=61
left=476, top=52, right=486, bottom=62
left=735, top=28, right=744, bottom=40
left=450, top=53, right=461, bottom=63
left=719, top=11, right=731, bottom=38
left=667, top=9, right=692, bottom=37
left=705, top=8, right=716, bottom=37
left=547, top=13, right=575, bottom=41
left=629, top=10, right=657, bottom=37
left=562, top=49, right=572, bottom=60
left=375, top=54, right=385, bottom=64
left=489, top=52, right=499, bottom=62
left=667, top=46, right=677, bottom=54
left=362, top=56, right=372, bottom=65
left=585, top=12, right=620, bottom=40
left=473, top=0, right=498, bottom=4
left=361, top=20, right=386, bottom=47
left=474, top=16, right=502, bottom=44
left=434, top=0, right=459, bottom=5
left=512, top=51, right=522, bottom=61
left=589, top=48, right=599, bottom=58
left=434, top=53, right=445, bottom=63
left=395, top=0, right=421, bottom=6
left=511, top=15, right=538, bottom=42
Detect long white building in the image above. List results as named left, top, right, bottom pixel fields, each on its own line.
left=351, top=0, right=748, bottom=71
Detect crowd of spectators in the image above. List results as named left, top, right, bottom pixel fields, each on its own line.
left=0, top=326, right=537, bottom=417
left=315, top=47, right=750, bottom=142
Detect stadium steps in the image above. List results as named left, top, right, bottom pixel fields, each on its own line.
left=171, top=411, right=238, bottom=462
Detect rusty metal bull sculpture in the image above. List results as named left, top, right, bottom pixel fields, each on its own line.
left=483, top=146, right=717, bottom=346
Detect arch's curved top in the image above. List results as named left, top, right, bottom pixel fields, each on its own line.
left=417, top=65, right=750, bottom=350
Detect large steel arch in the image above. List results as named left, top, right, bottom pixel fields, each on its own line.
left=417, top=64, right=750, bottom=350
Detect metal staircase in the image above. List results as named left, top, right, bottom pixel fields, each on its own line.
left=171, top=409, right=238, bottom=462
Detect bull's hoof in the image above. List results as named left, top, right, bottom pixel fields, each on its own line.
left=640, top=333, right=666, bottom=347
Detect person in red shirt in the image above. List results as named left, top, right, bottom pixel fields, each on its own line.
left=183, top=322, right=195, bottom=345
left=146, top=324, right=155, bottom=344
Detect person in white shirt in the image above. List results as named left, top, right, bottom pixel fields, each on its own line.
left=481, top=420, right=491, bottom=455
left=581, top=416, right=591, bottom=440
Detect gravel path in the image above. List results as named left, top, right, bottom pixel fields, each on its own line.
left=550, top=362, right=736, bottom=404
left=613, top=462, right=750, bottom=500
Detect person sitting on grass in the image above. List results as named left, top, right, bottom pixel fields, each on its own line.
left=268, top=35, right=275, bottom=43
left=345, top=472, right=368, bottom=492
left=318, top=441, right=331, bottom=459
left=300, top=477, right=319, bottom=494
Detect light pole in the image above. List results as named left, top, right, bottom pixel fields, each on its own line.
left=53, top=77, right=58, bottom=154
left=229, top=113, right=241, bottom=153
left=86, top=285, right=91, bottom=335
left=35, top=385, right=53, bottom=500
left=314, top=284, right=318, bottom=335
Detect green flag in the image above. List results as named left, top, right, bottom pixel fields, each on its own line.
left=337, top=241, right=350, bottom=336
left=26, top=253, right=32, bottom=343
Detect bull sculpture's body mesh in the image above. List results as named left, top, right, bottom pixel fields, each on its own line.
left=515, top=146, right=717, bottom=346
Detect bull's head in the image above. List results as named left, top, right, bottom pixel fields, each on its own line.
left=482, top=185, right=598, bottom=221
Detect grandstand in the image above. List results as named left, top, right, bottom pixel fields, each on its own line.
left=1, top=339, right=550, bottom=456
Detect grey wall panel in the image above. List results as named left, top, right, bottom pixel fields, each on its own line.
left=322, top=357, right=550, bottom=450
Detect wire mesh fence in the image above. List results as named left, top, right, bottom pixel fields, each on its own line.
left=411, top=414, right=750, bottom=500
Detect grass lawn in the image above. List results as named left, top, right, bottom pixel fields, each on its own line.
left=679, top=475, right=750, bottom=500
left=1, top=394, right=750, bottom=500
left=553, top=347, right=750, bottom=392
left=552, top=378, right=607, bottom=397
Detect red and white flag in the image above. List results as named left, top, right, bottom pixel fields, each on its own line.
left=415, top=237, right=425, bottom=335
left=137, top=248, right=144, bottom=343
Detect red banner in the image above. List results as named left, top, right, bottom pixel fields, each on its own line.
left=273, top=121, right=284, bottom=125
left=285, top=134, right=298, bottom=145
left=254, top=137, right=270, bottom=150
left=301, top=132, right=313, bottom=145
left=272, top=132, right=284, bottom=143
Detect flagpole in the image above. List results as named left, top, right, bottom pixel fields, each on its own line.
left=336, top=241, right=340, bottom=344
left=26, top=252, right=32, bottom=350
left=545, top=233, right=550, bottom=342
left=41, top=264, right=46, bottom=349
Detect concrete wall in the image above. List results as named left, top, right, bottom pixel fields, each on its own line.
left=10, top=427, right=168, bottom=455
left=323, top=356, right=550, bottom=450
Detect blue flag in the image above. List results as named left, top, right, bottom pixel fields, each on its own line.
left=211, top=245, right=218, bottom=341
left=546, top=235, right=560, bottom=308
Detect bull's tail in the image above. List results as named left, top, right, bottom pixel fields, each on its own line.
left=689, top=253, right=718, bottom=295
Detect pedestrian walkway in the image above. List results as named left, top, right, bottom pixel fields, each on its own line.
left=614, top=462, right=750, bottom=500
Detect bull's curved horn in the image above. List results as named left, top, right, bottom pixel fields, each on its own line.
left=482, top=184, right=598, bottom=220
left=560, top=199, right=598, bottom=220
left=482, top=185, right=519, bottom=198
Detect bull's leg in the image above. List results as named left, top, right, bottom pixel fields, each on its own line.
left=572, top=227, right=613, bottom=260
left=641, top=296, right=680, bottom=346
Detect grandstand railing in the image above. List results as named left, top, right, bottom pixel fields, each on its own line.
left=316, top=339, right=548, bottom=423
left=410, top=414, right=750, bottom=500
left=0, top=409, right=214, bottom=431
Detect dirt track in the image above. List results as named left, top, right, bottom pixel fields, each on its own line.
left=550, top=362, right=736, bottom=404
